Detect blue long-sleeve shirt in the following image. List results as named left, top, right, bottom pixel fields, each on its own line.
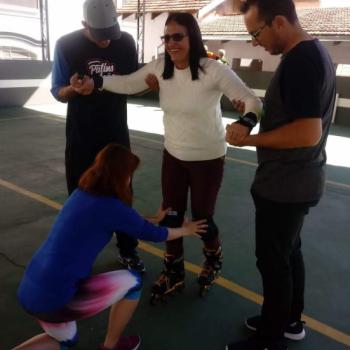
left=50, top=42, right=70, bottom=101
left=18, top=189, right=168, bottom=313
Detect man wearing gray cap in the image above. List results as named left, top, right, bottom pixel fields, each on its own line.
left=51, top=0, right=145, bottom=273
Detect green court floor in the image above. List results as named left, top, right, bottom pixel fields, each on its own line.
left=0, top=100, right=349, bottom=350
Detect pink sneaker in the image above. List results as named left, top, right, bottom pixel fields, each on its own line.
left=99, top=335, right=141, bottom=350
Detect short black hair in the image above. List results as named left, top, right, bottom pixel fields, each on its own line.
left=163, top=12, right=207, bottom=80
left=240, top=0, right=298, bottom=25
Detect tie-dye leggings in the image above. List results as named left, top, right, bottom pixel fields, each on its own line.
left=33, top=270, right=142, bottom=348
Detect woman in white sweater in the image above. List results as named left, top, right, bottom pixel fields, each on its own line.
left=72, top=12, right=262, bottom=301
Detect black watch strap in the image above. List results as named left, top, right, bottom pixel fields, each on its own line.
left=92, top=74, right=103, bottom=91
left=235, top=112, right=258, bottom=131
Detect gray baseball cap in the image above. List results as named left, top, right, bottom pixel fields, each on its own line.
left=83, top=0, right=121, bottom=41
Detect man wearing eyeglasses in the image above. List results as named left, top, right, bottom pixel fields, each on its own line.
left=225, top=0, right=336, bottom=349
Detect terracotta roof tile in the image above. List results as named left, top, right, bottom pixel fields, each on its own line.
left=200, top=7, right=350, bottom=38
left=200, top=15, right=245, bottom=36
left=298, top=8, right=350, bottom=35
left=118, top=0, right=211, bottom=14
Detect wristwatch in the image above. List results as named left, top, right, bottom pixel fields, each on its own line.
left=235, top=112, right=258, bottom=131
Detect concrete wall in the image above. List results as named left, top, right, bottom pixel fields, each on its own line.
left=335, top=76, right=350, bottom=126
left=221, top=70, right=350, bottom=126
left=0, top=60, right=349, bottom=126
left=0, top=60, right=54, bottom=106
left=206, top=39, right=350, bottom=72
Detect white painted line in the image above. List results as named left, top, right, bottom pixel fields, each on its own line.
left=0, top=79, right=49, bottom=88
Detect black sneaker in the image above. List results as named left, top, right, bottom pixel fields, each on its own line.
left=118, top=254, right=146, bottom=274
left=225, top=337, right=287, bottom=350
left=245, top=315, right=306, bottom=341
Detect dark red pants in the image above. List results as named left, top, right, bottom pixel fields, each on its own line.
left=162, top=149, right=225, bottom=256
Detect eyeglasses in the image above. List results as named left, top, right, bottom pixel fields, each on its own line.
left=161, top=33, right=187, bottom=43
left=250, top=24, right=267, bottom=41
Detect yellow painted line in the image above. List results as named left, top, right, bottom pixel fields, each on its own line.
left=0, top=114, right=64, bottom=123
left=1, top=178, right=348, bottom=346
left=302, top=315, right=350, bottom=347
left=0, top=179, right=62, bottom=211
left=37, top=114, right=66, bottom=122
left=0, top=116, right=37, bottom=122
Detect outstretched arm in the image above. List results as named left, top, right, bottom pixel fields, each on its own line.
left=70, top=60, right=159, bottom=96
left=144, top=207, right=169, bottom=224
left=166, top=219, right=207, bottom=241
left=215, top=63, right=262, bottom=118
left=214, top=63, right=262, bottom=143
left=102, top=63, right=151, bottom=95
left=110, top=202, right=206, bottom=243
left=144, top=207, right=207, bottom=240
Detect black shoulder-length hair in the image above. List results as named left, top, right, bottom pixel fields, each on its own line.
left=162, top=12, right=208, bottom=81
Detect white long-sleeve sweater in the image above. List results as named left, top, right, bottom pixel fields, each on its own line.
left=103, top=57, right=262, bottom=161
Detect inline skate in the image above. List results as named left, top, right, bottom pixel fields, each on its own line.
left=197, top=246, right=223, bottom=297
left=150, top=254, right=185, bottom=305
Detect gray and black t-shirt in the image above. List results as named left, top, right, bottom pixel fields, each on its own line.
left=52, top=29, right=138, bottom=158
left=252, top=39, right=336, bottom=202
left=51, top=30, right=138, bottom=191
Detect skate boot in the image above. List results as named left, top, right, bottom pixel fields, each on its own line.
left=198, top=246, right=223, bottom=297
left=118, top=252, right=146, bottom=274
left=150, top=254, right=185, bottom=305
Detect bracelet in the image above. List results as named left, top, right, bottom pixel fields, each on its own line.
left=235, top=112, right=258, bottom=131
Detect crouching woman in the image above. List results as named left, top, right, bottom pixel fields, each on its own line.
left=13, top=143, right=206, bottom=350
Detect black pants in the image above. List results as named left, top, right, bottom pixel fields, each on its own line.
left=252, top=191, right=317, bottom=342
left=65, top=146, right=138, bottom=257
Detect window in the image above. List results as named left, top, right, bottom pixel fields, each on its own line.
left=232, top=58, right=263, bottom=71
left=0, top=46, right=37, bottom=60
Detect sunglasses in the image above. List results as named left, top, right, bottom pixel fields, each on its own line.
left=160, top=33, right=187, bottom=43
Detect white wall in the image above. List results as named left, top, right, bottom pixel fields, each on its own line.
left=48, top=0, right=85, bottom=55
left=119, top=12, right=167, bottom=62
left=207, top=38, right=350, bottom=72
left=0, top=1, right=88, bottom=60
left=143, top=13, right=167, bottom=61
left=0, top=5, right=41, bottom=39
left=0, top=4, right=41, bottom=58
left=207, top=40, right=281, bottom=71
